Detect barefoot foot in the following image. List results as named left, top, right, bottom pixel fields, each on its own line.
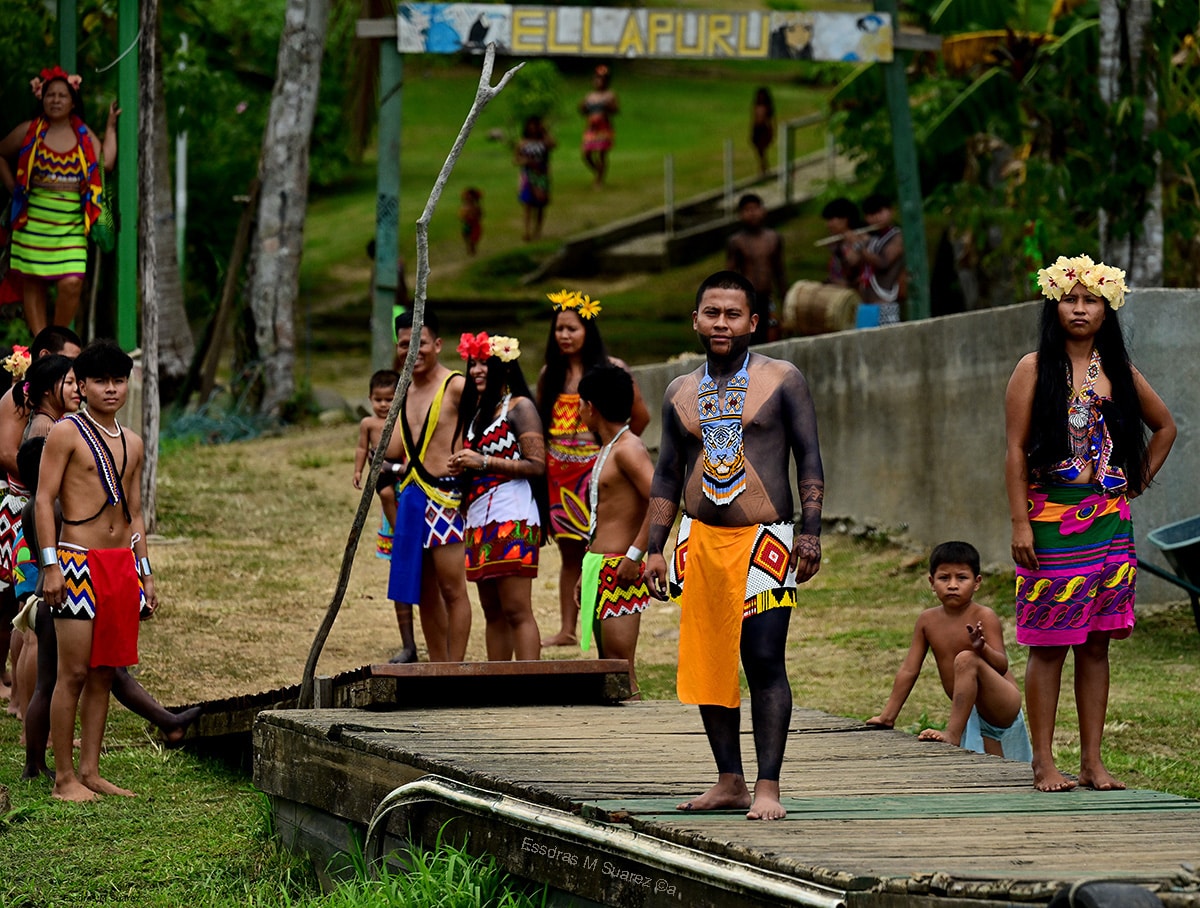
left=747, top=780, right=786, bottom=820
left=677, top=774, right=751, bottom=812
left=53, top=777, right=99, bottom=803
left=918, top=728, right=961, bottom=746
left=20, top=762, right=53, bottom=782
left=540, top=632, right=578, bottom=648
left=1032, top=758, right=1077, bottom=792
left=161, top=706, right=202, bottom=747
left=82, top=774, right=136, bottom=797
left=1079, top=762, right=1126, bottom=791
left=388, top=646, right=418, bottom=664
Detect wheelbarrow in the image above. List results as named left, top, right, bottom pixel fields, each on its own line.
left=1139, top=515, right=1200, bottom=635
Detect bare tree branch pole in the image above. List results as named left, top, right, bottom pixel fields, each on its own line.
left=299, top=45, right=524, bottom=708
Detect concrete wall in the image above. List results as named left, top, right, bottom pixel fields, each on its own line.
left=630, top=289, right=1199, bottom=602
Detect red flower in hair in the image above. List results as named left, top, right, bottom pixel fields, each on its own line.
left=457, top=331, right=491, bottom=361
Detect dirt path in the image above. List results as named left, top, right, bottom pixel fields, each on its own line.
left=140, top=422, right=681, bottom=706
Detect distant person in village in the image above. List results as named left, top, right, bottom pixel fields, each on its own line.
left=37, top=340, right=155, bottom=802
left=867, top=541, right=1028, bottom=759
left=820, top=197, right=866, bottom=291
left=1006, top=255, right=1174, bottom=792
left=0, top=67, right=119, bottom=336
left=644, top=270, right=824, bottom=820
left=450, top=331, right=545, bottom=661
left=515, top=116, right=555, bottom=242
left=538, top=290, right=649, bottom=648
left=0, top=327, right=81, bottom=710
left=353, top=369, right=403, bottom=536
left=725, top=193, right=785, bottom=344
left=580, top=65, right=618, bottom=186
left=750, top=87, right=775, bottom=178
left=459, top=187, right=483, bottom=256
left=387, top=310, right=472, bottom=664
left=843, top=193, right=905, bottom=324
left=576, top=363, right=653, bottom=698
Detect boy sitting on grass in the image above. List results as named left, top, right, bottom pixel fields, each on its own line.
left=868, top=540, right=1024, bottom=757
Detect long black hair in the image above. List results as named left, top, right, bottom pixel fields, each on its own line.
left=1026, top=297, right=1149, bottom=491
left=456, top=355, right=550, bottom=542
left=13, top=354, right=74, bottom=415
left=456, top=356, right=535, bottom=447
left=538, top=308, right=609, bottom=434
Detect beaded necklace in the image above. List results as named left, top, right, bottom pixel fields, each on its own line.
left=1067, top=349, right=1101, bottom=431
left=588, top=423, right=630, bottom=540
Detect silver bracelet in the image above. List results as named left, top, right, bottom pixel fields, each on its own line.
left=483, top=454, right=490, bottom=471
left=138, top=556, right=153, bottom=577
left=40, top=546, right=58, bottom=569
left=624, top=545, right=644, bottom=563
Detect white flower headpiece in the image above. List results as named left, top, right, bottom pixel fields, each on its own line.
left=1036, top=254, right=1128, bottom=310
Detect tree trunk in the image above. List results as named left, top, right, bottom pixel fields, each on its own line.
left=138, top=0, right=162, bottom=533
left=244, top=0, right=331, bottom=417
left=1097, top=0, right=1163, bottom=286
left=149, top=42, right=194, bottom=400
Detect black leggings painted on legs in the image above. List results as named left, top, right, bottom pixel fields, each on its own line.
left=698, top=606, right=793, bottom=781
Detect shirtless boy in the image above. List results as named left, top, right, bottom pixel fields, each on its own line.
left=353, top=369, right=403, bottom=531
left=37, top=340, right=154, bottom=802
left=725, top=194, right=786, bottom=345
left=387, top=310, right=471, bottom=663
left=645, top=270, right=824, bottom=821
left=868, top=541, right=1022, bottom=756
left=577, top=363, right=653, bottom=698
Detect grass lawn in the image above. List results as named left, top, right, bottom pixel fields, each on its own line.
left=297, top=57, right=842, bottom=403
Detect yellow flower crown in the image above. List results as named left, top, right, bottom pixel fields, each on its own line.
left=2, top=346, right=31, bottom=380
left=1035, top=254, right=1128, bottom=310
left=547, top=289, right=602, bottom=320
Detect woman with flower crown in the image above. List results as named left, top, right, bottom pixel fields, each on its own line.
left=537, top=291, right=650, bottom=647
left=1005, top=254, right=1175, bottom=793
left=449, top=332, right=547, bottom=661
left=0, top=66, right=119, bottom=335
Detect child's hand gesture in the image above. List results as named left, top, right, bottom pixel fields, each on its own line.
left=967, top=620, right=985, bottom=653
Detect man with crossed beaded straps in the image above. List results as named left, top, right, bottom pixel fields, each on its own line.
left=644, top=270, right=824, bottom=821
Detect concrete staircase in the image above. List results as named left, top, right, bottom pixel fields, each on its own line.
left=526, top=150, right=855, bottom=281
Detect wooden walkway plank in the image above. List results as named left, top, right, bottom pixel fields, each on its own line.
left=253, top=700, right=1200, bottom=906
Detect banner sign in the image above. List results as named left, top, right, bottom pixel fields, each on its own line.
left=397, top=4, right=893, bottom=63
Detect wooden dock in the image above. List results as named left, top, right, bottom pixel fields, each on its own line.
left=253, top=699, right=1200, bottom=907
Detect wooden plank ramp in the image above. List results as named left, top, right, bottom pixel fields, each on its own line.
left=253, top=700, right=1200, bottom=907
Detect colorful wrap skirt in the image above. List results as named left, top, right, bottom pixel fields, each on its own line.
left=463, top=479, right=540, bottom=583
left=0, top=477, right=31, bottom=590
left=546, top=438, right=598, bottom=542
left=11, top=187, right=88, bottom=280
left=1015, top=484, right=1136, bottom=647
left=579, top=551, right=650, bottom=652
left=670, top=515, right=797, bottom=708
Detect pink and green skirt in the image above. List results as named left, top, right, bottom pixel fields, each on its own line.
left=1015, top=484, right=1136, bottom=647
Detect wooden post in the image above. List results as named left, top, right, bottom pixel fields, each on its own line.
left=778, top=121, right=791, bottom=204
left=116, top=0, right=139, bottom=348
left=57, top=0, right=76, bottom=70
left=875, top=0, right=930, bottom=321
left=723, top=138, right=733, bottom=218
left=372, top=43, right=403, bottom=370
left=138, top=0, right=160, bottom=531
left=664, top=154, right=675, bottom=238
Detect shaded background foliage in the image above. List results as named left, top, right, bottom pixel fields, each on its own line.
left=829, top=0, right=1200, bottom=304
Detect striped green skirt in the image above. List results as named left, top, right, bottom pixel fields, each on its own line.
left=11, top=187, right=87, bottom=280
